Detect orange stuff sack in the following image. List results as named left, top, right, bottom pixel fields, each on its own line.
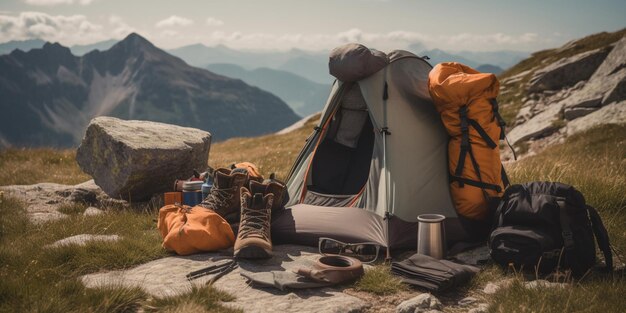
left=158, top=204, right=235, bottom=255
left=231, top=162, right=263, bottom=180
left=428, top=62, right=508, bottom=220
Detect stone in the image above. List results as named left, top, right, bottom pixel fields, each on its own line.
left=562, top=37, right=626, bottom=110
left=528, top=47, right=611, bottom=93
left=0, top=180, right=127, bottom=223
left=523, top=279, right=568, bottom=290
left=76, top=117, right=211, bottom=201
left=482, top=282, right=500, bottom=295
left=395, top=293, right=443, bottom=313
left=563, top=106, right=599, bottom=120
left=83, top=207, right=104, bottom=216
left=458, top=296, right=479, bottom=306
left=468, top=303, right=489, bottom=313
left=507, top=102, right=564, bottom=145
left=483, top=279, right=514, bottom=295
left=567, top=101, right=626, bottom=136
left=81, top=245, right=369, bottom=313
left=46, top=234, right=120, bottom=248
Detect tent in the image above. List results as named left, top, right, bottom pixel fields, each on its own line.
left=272, top=44, right=471, bottom=251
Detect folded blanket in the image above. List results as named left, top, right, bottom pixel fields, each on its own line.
left=391, top=253, right=479, bottom=292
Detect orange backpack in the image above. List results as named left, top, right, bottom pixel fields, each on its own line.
left=428, top=62, right=510, bottom=220
left=158, top=204, right=235, bottom=255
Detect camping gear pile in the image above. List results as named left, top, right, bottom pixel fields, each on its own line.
left=158, top=163, right=287, bottom=258
left=153, top=42, right=615, bottom=292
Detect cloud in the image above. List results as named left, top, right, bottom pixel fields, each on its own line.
left=155, top=15, right=193, bottom=28
left=0, top=11, right=104, bottom=45
left=205, top=17, right=224, bottom=27
left=109, top=15, right=135, bottom=39
left=185, top=28, right=543, bottom=52
left=24, top=0, right=94, bottom=5
left=160, top=30, right=179, bottom=37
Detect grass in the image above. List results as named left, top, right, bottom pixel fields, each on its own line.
left=209, top=113, right=320, bottom=181
left=0, top=193, right=239, bottom=312
left=0, top=148, right=90, bottom=186
left=469, top=124, right=626, bottom=312
left=487, top=275, right=626, bottom=313
left=57, top=202, right=88, bottom=214
left=145, top=285, right=241, bottom=313
left=354, top=265, right=407, bottom=296
left=0, top=116, right=623, bottom=311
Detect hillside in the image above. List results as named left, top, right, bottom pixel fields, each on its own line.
left=497, top=28, right=626, bottom=158
left=207, top=63, right=330, bottom=117
left=0, top=33, right=299, bottom=147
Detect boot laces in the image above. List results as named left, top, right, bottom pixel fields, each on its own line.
left=200, top=187, right=233, bottom=211
left=238, top=207, right=271, bottom=240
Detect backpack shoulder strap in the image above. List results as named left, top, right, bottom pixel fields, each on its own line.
left=556, top=200, right=575, bottom=250
left=586, top=205, right=614, bottom=271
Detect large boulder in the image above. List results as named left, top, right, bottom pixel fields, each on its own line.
left=528, top=47, right=611, bottom=93
left=76, top=117, right=211, bottom=201
left=562, top=37, right=626, bottom=116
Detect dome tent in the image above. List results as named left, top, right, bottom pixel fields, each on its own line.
left=272, top=44, right=471, bottom=253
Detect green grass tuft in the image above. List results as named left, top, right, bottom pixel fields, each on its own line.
left=146, top=285, right=241, bottom=313
left=487, top=274, right=626, bottom=313
left=354, top=265, right=407, bottom=296
left=0, top=148, right=90, bottom=186
left=57, top=202, right=88, bottom=215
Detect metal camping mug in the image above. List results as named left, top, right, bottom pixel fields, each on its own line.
left=417, top=214, right=446, bottom=259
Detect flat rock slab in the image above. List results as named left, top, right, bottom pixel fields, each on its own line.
left=47, top=234, right=121, bottom=248
left=76, top=116, right=211, bottom=201
left=81, top=244, right=369, bottom=313
left=0, top=180, right=125, bottom=223
left=508, top=102, right=564, bottom=145
left=528, top=47, right=610, bottom=93
left=567, top=101, right=626, bottom=136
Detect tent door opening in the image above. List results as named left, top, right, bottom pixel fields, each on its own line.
left=304, top=83, right=375, bottom=205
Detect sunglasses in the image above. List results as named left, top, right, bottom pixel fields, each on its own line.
left=318, top=237, right=381, bottom=264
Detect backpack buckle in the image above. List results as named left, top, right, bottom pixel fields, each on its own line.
left=562, top=231, right=574, bottom=249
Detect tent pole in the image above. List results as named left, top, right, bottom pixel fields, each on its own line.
left=382, top=67, right=391, bottom=260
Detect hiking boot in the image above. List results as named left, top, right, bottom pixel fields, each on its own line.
left=250, top=174, right=288, bottom=220
left=234, top=187, right=273, bottom=259
left=199, top=168, right=248, bottom=223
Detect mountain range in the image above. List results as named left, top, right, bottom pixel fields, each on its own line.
left=206, top=63, right=330, bottom=117
left=0, top=33, right=299, bottom=147
left=168, top=44, right=331, bottom=83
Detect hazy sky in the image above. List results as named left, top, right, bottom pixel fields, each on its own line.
left=0, top=0, right=624, bottom=52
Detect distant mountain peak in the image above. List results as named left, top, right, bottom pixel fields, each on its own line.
left=41, top=42, right=72, bottom=55
left=112, top=33, right=157, bottom=53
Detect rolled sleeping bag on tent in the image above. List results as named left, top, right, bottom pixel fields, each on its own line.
left=428, top=62, right=507, bottom=220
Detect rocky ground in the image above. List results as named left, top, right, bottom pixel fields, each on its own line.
left=501, top=35, right=626, bottom=160
left=0, top=180, right=503, bottom=313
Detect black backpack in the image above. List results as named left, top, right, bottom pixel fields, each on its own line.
left=489, top=182, right=613, bottom=276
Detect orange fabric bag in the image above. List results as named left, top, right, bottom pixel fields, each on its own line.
left=428, top=62, right=508, bottom=220
left=158, top=204, right=235, bottom=255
